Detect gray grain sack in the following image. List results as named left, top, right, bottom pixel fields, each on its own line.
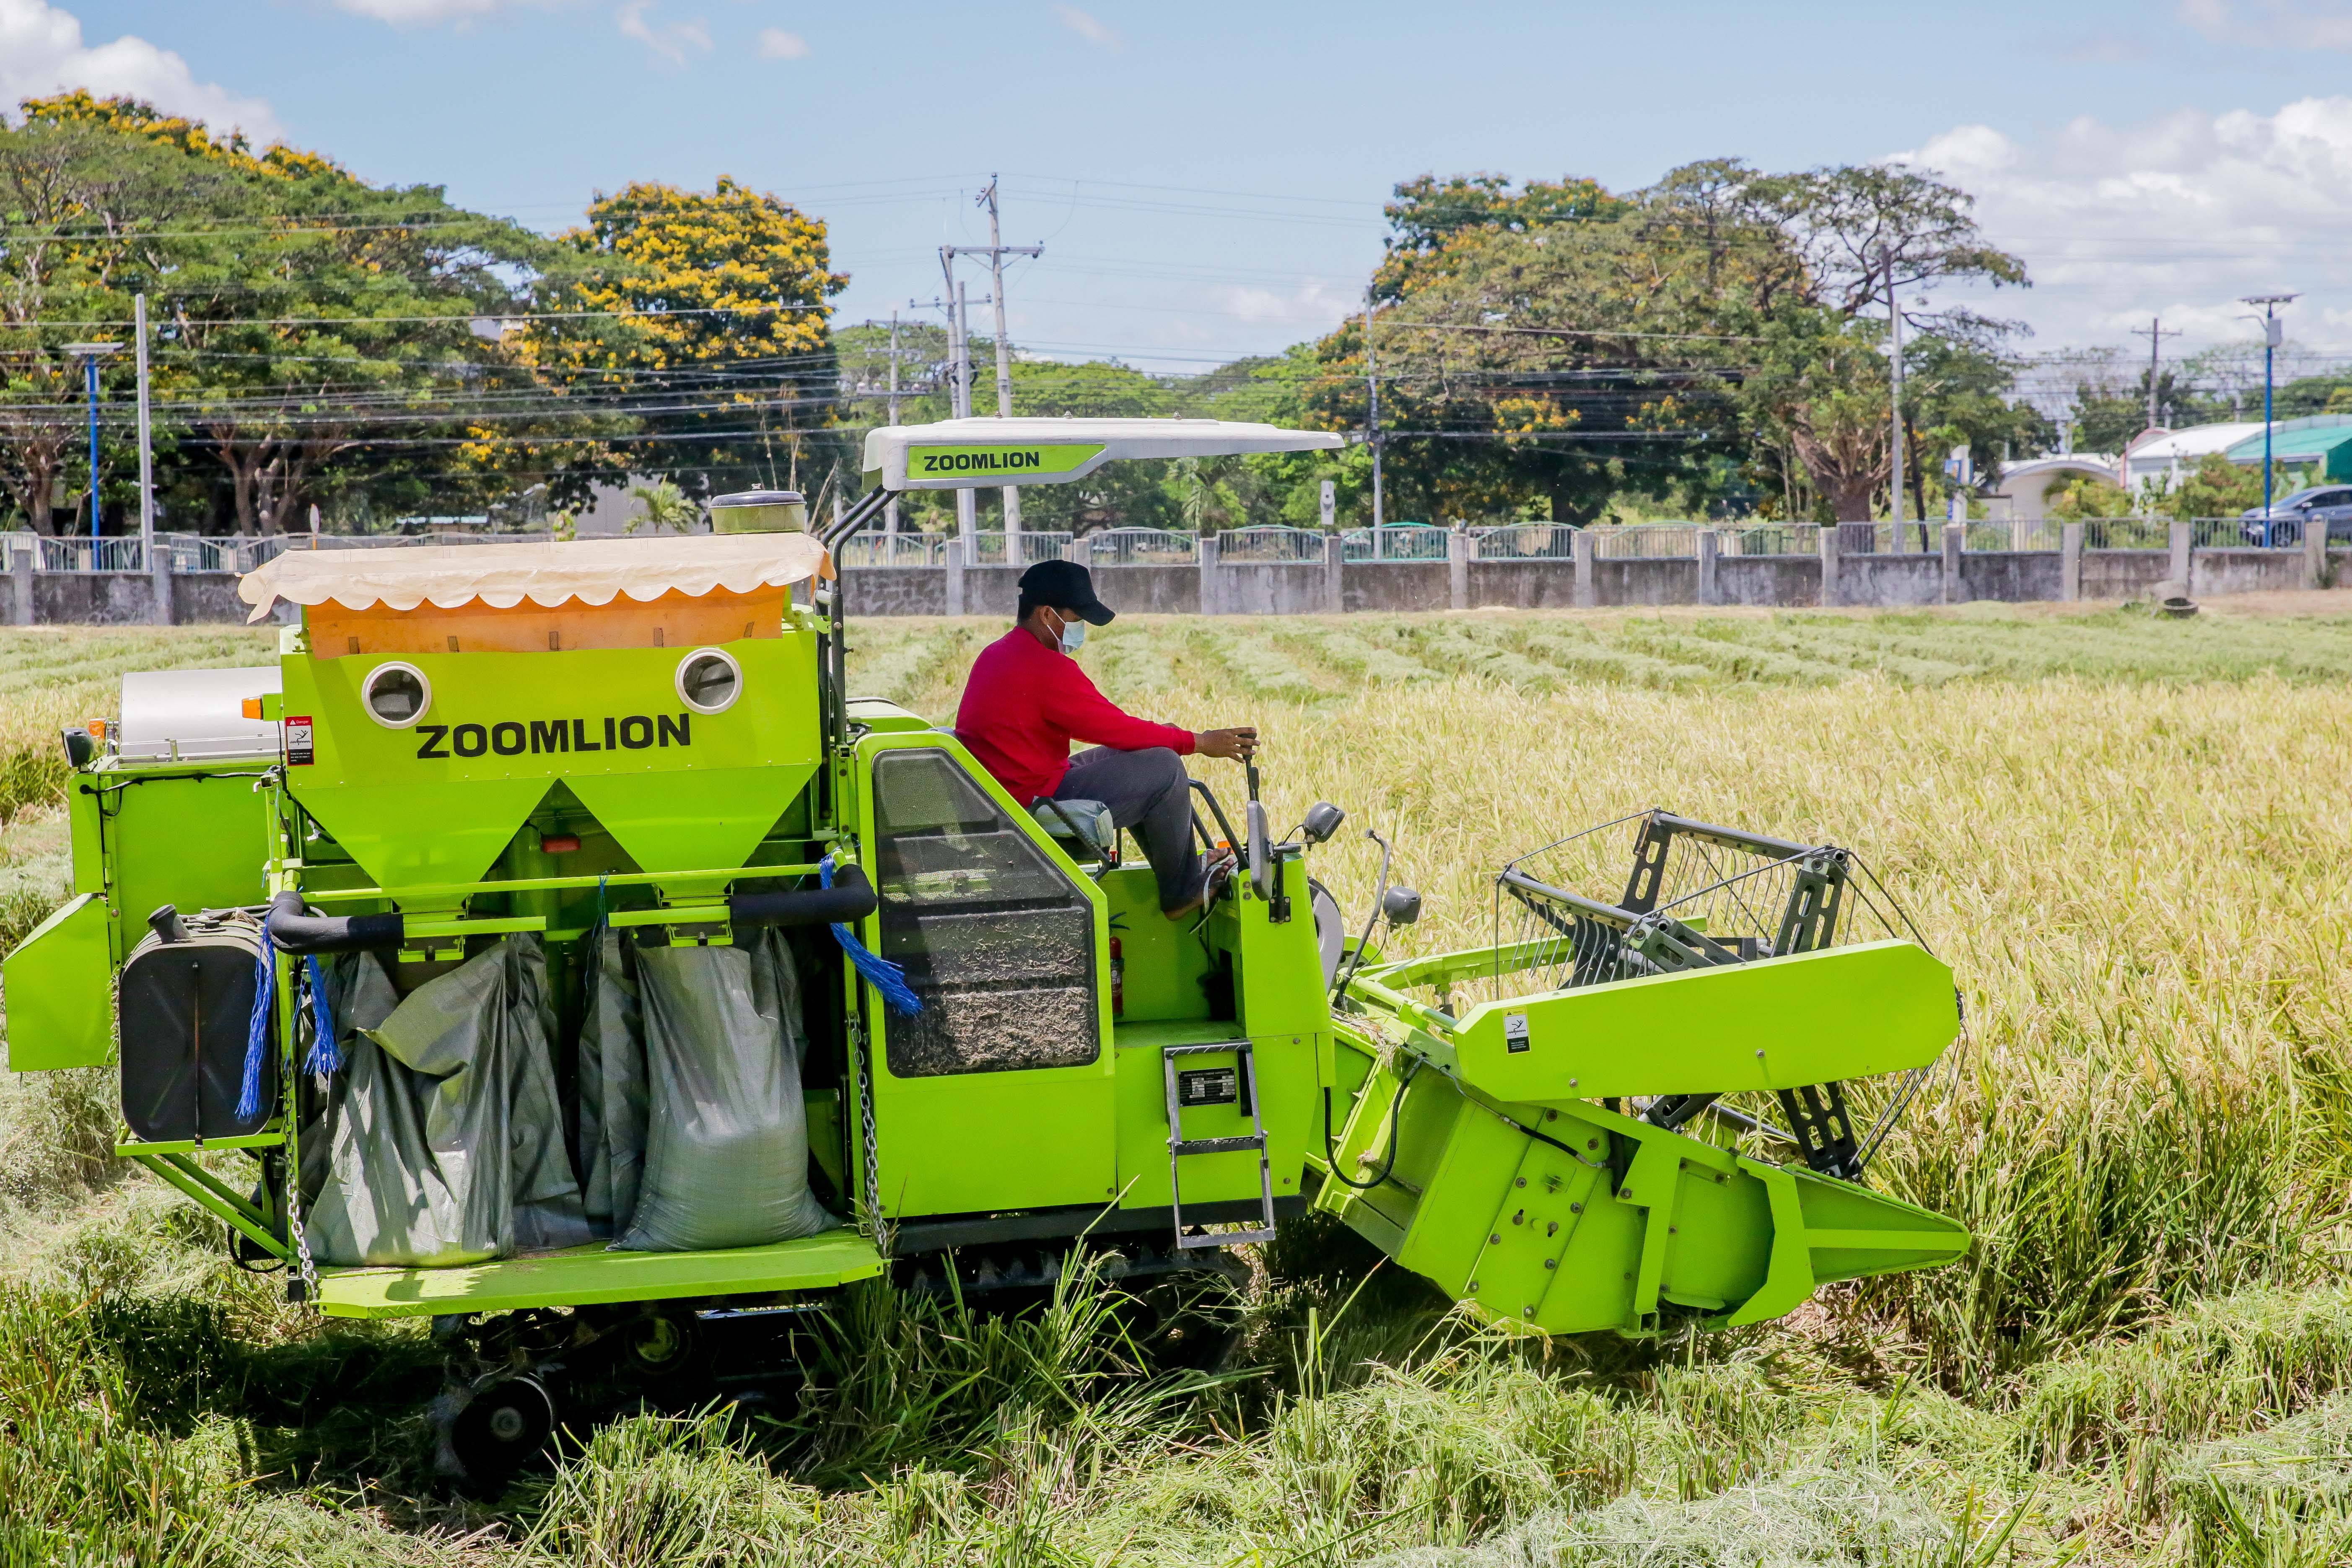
left=575, top=927, right=647, bottom=1239
left=302, top=936, right=591, bottom=1268
left=607, top=928, right=835, bottom=1252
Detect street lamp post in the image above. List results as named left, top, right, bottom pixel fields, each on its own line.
left=2240, top=293, right=2298, bottom=531
left=61, top=342, right=122, bottom=542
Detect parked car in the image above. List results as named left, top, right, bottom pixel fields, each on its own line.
left=2239, top=485, right=2352, bottom=546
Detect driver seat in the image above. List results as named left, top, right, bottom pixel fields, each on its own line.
left=1033, top=798, right=1118, bottom=871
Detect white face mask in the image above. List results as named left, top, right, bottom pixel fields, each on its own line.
left=1057, top=615, right=1088, bottom=655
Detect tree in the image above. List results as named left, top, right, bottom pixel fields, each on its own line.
left=2154, top=454, right=2268, bottom=518
left=2042, top=470, right=2131, bottom=521
left=1304, top=159, right=2031, bottom=527
left=1737, top=311, right=1894, bottom=522
left=522, top=178, right=848, bottom=504
left=1307, top=176, right=1771, bottom=525
left=625, top=478, right=697, bottom=534
left=0, top=101, right=251, bottom=531
left=1374, top=173, right=1625, bottom=301
left=0, top=92, right=548, bottom=535
left=1735, top=164, right=2030, bottom=520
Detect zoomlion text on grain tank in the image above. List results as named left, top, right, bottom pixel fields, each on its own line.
left=2, top=416, right=1970, bottom=1484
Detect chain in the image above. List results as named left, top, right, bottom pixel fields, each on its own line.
left=286, top=1180, right=321, bottom=1306
left=850, top=1014, right=889, bottom=1256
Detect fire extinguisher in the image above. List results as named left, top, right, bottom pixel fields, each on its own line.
left=1110, top=936, right=1125, bottom=1016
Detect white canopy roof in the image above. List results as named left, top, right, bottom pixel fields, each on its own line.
left=862, top=416, right=1344, bottom=491
left=238, top=532, right=829, bottom=622
left=2124, top=422, right=2272, bottom=478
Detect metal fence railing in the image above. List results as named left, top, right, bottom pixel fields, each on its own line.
left=36, top=536, right=145, bottom=573
left=10, top=513, right=2297, bottom=580
left=1962, top=521, right=2063, bottom=552
left=2193, top=517, right=2260, bottom=549
left=1086, top=528, right=1199, bottom=566
left=2199, top=515, right=2318, bottom=549
left=2077, top=517, right=2169, bottom=551
left=838, top=531, right=954, bottom=568
left=1585, top=524, right=1703, bottom=560
left=1718, top=524, right=1822, bottom=557
left=1472, top=524, right=1575, bottom=560
left=1828, top=522, right=1944, bottom=554
left=1341, top=526, right=1451, bottom=562
left=967, top=531, right=1075, bottom=568
left=1219, top=526, right=1330, bottom=564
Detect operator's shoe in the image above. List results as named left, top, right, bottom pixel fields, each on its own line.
left=1162, top=850, right=1237, bottom=919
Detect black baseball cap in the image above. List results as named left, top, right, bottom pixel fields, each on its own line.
left=1018, top=560, right=1116, bottom=625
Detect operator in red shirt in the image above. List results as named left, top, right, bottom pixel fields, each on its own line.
left=957, top=560, right=1256, bottom=916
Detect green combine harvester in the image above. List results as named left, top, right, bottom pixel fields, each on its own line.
left=2, top=417, right=1967, bottom=1483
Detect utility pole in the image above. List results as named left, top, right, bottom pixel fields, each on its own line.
left=884, top=310, right=902, bottom=535
left=1885, top=250, right=1905, bottom=549
left=950, top=276, right=975, bottom=548
left=2129, top=316, right=2181, bottom=435
left=911, top=288, right=988, bottom=547
left=944, top=178, right=1045, bottom=543
left=1365, top=296, right=1384, bottom=549
left=2242, top=293, right=2298, bottom=521
left=62, top=340, right=121, bottom=543
left=134, top=295, right=154, bottom=555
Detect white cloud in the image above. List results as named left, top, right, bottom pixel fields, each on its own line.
left=1892, top=98, right=2352, bottom=357
left=616, top=0, right=709, bottom=65
left=756, top=26, right=809, bottom=59
left=333, top=0, right=523, bottom=20
left=1219, top=278, right=1351, bottom=327
left=2179, top=0, right=2352, bottom=49
left=1054, top=5, right=1119, bottom=49
left=0, top=0, right=280, bottom=140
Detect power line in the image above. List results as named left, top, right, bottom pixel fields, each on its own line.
left=5, top=304, right=831, bottom=328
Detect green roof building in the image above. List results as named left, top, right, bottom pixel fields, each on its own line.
left=2223, top=415, right=2352, bottom=482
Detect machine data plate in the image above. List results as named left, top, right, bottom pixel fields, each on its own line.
left=1177, top=1067, right=1239, bottom=1107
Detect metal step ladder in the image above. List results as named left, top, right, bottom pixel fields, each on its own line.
left=1162, top=1040, right=1278, bottom=1249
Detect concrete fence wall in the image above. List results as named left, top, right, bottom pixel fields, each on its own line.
left=832, top=521, right=2346, bottom=622
left=11, top=522, right=2347, bottom=627
left=7, top=557, right=255, bottom=627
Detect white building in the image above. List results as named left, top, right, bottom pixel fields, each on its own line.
left=1985, top=455, right=2119, bottom=519
left=2121, top=422, right=2273, bottom=492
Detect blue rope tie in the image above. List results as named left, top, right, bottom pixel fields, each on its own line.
left=235, top=927, right=276, bottom=1123
left=301, top=954, right=341, bottom=1076
left=820, top=853, right=921, bottom=1016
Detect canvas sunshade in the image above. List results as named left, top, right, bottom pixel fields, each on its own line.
left=239, top=532, right=830, bottom=622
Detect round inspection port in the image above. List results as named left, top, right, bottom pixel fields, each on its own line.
left=361, top=661, right=431, bottom=728
left=674, top=647, right=742, bottom=715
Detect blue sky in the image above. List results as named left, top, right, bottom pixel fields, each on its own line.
left=18, top=1, right=2352, bottom=381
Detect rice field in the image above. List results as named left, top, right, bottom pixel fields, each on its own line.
left=6, top=599, right=2352, bottom=1566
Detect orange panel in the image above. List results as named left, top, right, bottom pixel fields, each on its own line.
left=306, top=585, right=791, bottom=656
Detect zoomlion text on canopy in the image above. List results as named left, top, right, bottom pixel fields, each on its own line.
left=916, top=450, right=1045, bottom=474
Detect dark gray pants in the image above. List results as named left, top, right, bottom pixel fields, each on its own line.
left=1055, top=746, right=1203, bottom=911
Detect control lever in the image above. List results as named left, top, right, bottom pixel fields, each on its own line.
left=1243, top=760, right=1274, bottom=906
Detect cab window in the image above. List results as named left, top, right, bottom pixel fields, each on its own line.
left=869, top=748, right=1099, bottom=1077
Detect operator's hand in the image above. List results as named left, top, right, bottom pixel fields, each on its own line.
left=1195, top=726, right=1259, bottom=761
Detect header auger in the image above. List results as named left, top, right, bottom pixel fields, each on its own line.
left=2, top=417, right=1965, bottom=1486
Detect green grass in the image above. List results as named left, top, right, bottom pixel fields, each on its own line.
left=7, top=601, right=2352, bottom=1564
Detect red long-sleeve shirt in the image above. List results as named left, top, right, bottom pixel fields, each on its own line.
left=955, top=627, right=1195, bottom=803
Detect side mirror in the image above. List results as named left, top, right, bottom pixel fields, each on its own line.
left=60, top=727, right=93, bottom=769
left=1302, top=801, right=1346, bottom=845
left=1382, top=886, right=1422, bottom=926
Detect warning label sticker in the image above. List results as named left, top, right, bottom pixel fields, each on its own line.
left=283, top=715, right=314, bottom=766
left=1504, top=1012, right=1531, bottom=1054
